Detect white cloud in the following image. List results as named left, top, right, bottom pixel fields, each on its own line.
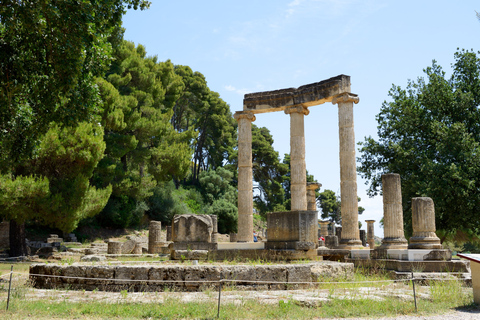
left=224, top=85, right=251, bottom=96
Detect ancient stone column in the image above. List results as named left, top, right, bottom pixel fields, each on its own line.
left=365, top=220, right=376, bottom=248
left=332, top=93, right=362, bottom=248
left=285, top=105, right=309, bottom=211
left=234, top=111, right=256, bottom=242
left=148, top=220, right=162, bottom=254
left=409, top=197, right=442, bottom=249
left=166, top=226, right=172, bottom=241
left=211, top=215, right=218, bottom=243
left=319, top=220, right=330, bottom=237
left=306, top=182, right=321, bottom=211
left=107, top=241, right=122, bottom=254
left=380, top=174, right=408, bottom=249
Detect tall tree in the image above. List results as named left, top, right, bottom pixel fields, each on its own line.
left=92, top=41, right=196, bottom=227
left=0, top=1, right=149, bottom=256
left=251, top=125, right=288, bottom=215
left=358, top=50, right=480, bottom=239
left=173, top=66, right=237, bottom=184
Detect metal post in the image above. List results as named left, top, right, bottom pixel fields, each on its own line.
left=6, top=265, right=13, bottom=311
left=411, top=272, right=417, bottom=312
left=217, top=280, right=222, bottom=318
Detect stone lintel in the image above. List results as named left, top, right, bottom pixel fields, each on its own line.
left=243, top=75, right=351, bottom=113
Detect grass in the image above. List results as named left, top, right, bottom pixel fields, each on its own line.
left=0, top=265, right=476, bottom=319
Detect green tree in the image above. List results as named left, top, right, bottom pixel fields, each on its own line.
left=358, top=50, right=480, bottom=240
left=199, top=167, right=238, bottom=234
left=251, top=125, right=289, bottom=215
left=0, top=1, right=149, bottom=256
left=318, top=189, right=364, bottom=225
left=318, top=189, right=341, bottom=223
left=173, top=66, right=237, bottom=184
left=92, top=41, right=196, bottom=228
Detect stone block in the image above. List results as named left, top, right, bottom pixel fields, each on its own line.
left=266, top=210, right=317, bottom=250
left=172, top=250, right=208, bottom=260
left=325, top=235, right=338, bottom=248
left=173, top=214, right=216, bottom=243
left=423, top=249, right=452, bottom=261
left=387, top=249, right=408, bottom=260
left=184, top=265, right=221, bottom=290
left=229, top=233, right=237, bottom=242
left=350, top=249, right=371, bottom=260
left=81, top=255, right=106, bottom=262
left=108, top=241, right=122, bottom=254
left=121, top=239, right=136, bottom=254
left=408, top=249, right=433, bottom=261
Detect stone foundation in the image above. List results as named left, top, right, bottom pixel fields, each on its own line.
left=29, top=261, right=354, bottom=292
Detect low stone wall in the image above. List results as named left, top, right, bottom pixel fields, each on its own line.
left=29, top=261, right=353, bottom=292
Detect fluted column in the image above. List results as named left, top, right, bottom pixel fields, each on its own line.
left=306, top=182, right=321, bottom=211
left=319, top=220, right=330, bottom=237
left=234, top=111, right=256, bottom=242
left=409, top=197, right=442, bottom=249
left=285, top=105, right=309, bottom=211
left=332, top=93, right=362, bottom=248
left=365, top=220, right=375, bottom=248
left=380, top=173, right=408, bottom=249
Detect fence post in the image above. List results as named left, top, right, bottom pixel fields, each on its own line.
left=6, top=265, right=13, bottom=311
left=217, top=279, right=222, bottom=318
left=411, top=272, right=417, bottom=312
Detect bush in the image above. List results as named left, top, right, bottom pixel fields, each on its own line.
left=207, top=198, right=238, bottom=234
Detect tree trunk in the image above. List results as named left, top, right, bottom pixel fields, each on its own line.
left=9, top=220, right=29, bottom=257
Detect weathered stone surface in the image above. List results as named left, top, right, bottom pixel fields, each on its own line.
left=409, top=197, right=442, bottom=249
left=81, top=255, right=106, bottom=262
left=243, top=75, right=351, bottom=113
left=266, top=211, right=317, bottom=250
left=149, top=221, right=162, bottom=254
left=311, top=261, right=354, bottom=281
left=173, top=214, right=214, bottom=243
left=380, top=174, right=408, bottom=250
left=36, top=246, right=58, bottom=257
left=423, top=249, right=452, bottom=261
left=172, top=250, right=208, bottom=260
left=30, top=261, right=354, bottom=292
left=121, top=240, right=137, bottom=254
left=108, top=241, right=122, bottom=254
left=325, top=235, right=338, bottom=249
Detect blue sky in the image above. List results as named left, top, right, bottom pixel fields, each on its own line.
left=123, top=1, right=480, bottom=237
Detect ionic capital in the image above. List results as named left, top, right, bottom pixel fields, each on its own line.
left=284, top=105, right=310, bottom=116
left=332, top=93, right=359, bottom=105
left=234, top=111, right=256, bottom=122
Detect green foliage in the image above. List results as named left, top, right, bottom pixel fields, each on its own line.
left=173, top=65, right=237, bottom=184
left=358, top=49, right=480, bottom=238
left=146, top=181, right=202, bottom=225
left=199, top=167, right=238, bottom=234
left=318, top=189, right=341, bottom=223
left=207, top=199, right=238, bottom=234
left=252, top=125, right=288, bottom=215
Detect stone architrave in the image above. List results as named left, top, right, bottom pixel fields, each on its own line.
left=306, top=182, right=321, bottom=211
left=332, top=93, right=362, bottom=248
left=365, top=220, right=376, bottom=248
left=285, top=106, right=310, bottom=211
left=148, top=220, right=163, bottom=254
left=319, top=221, right=330, bottom=237
left=380, top=174, right=408, bottom=249
left=234, top=111, right=256, bottom=242
left=408, top=197, right=442, bottom=249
